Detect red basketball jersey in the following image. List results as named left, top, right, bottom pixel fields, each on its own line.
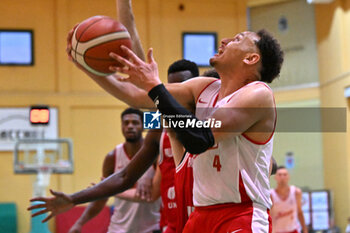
left=174, top=152, right=194, bottom=233
left=159, top=131, right=177, bottom=231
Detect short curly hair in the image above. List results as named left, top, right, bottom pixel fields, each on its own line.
left=121, top=107, right=143, bottom=122
left=201, top=68, right=220, bottom=79
left=255, top=29, right=284, bottom=83
left=167, top=59, right=199, bottom=78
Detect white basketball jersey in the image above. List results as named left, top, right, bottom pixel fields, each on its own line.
left=108, top=143, right=160, bottom=233
left=270, top=186, right=299, bottom=232
left=193, top=80, right=274, bottom=209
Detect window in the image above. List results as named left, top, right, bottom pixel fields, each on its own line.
left=182, top=32, right=217, bottom=67
left=0, top=30, right=34, bottom=65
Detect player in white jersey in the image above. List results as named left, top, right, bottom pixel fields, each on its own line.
left=96, top=30, right=283, bottom=232
left=107, top=143, right=161, bottom=233
left=270, top=166, right=308, bottom=233
left=29, top=30, right=283, bottom=233
left=68, top=108, right=161, bottom=233
left=104, top=30, right=283, bottom=232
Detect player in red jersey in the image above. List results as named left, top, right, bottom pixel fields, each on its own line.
left=166, top=128, right=194, bottom=233
left=157, top=59, right=199, bottom=233
left=174, top=153, right=194, bottom=233
left=158, top=131, right=177, bottom=232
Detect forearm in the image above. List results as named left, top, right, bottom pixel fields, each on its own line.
left=71, top=130, right=161, bottom=205
left=298, top=212, right=307, bottom=230
left=89, top=75, right=154, bottom=108
left=117, top=0, right=145, bottom=61
left=167, top=129, right=186, bottom=166
left=117, top=188, right=159, bottom=202
left=71, top=172, right=129, bottom=205
left=75, top=199, right=108, bottom=226
left=117, top=188, right=154, bottom=202
left=116, top=188, right=137, bottom=201
left=73, top=62, right=151, bottom=108
left=150, top=173, right=161, bottom=201
left=148, top=84, right=214, bottom=154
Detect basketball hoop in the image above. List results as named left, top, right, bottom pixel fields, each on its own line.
left=13, top=138, right=73, bottom=233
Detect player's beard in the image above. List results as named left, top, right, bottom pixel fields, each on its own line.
left=126, top=134, right=141, bottom=143
left=209, top=55, right=219, bottom=67
left=209, top=57, right=216, bottom=67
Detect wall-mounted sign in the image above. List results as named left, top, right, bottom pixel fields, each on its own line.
left=0, top=107, right=58, bottom=151
left=285, top=151, right=295, bottom=169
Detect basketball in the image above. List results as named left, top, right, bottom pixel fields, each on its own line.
left=71, top=15, right=132, bottom=76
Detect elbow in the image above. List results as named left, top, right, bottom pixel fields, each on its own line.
left=121, top=173, right=137, bottom=191
left=183, top=140, right=212, bottom=154
left=108, top=170, right=134, bottom=193
left=180, top=132, right=215, bottom=154
left=185, top=145, right=208, bottom=154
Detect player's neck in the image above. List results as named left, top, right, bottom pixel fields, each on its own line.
left=124, top=138, right=144, bottom=158
left=276, top=184, right=290, bottom=192
left=217, top=68, right=257, bottom=99
left=218, top=76, right=253, bottom=99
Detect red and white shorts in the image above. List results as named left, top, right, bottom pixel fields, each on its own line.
left=182, top=202, right=272, bottom=233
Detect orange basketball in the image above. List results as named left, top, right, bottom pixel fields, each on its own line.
left=71, top=15, right=132, bottom=76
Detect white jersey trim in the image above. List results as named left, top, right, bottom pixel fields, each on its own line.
left=251, top=203, right=270, bottom=233
left=176, top=152, right=190, bottom=173
left=158, top=131, right=166, bottom=165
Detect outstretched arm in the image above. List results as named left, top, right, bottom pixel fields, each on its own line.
left=28, top=130, right=162, bottom=222
left=117, top=0, right=145, bottom=61
left=66, top=0, right=152, bottom=109
left=66, top=25, right=153, bottom=109
left=66, top=35, right=195, bottom=109
left=111, top=46, right=275, bottom=154
left=118, top=162, right=161, bottom=202
left=117, top=169, right=161, bottom=203
left=68, top=150, right=115, bottom=233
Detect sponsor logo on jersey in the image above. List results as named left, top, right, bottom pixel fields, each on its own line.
left=167, top=187, right=177, bottom=209
left=198, top=98, right=208, bottom=104
left=167, top=186, right=176, bottom=200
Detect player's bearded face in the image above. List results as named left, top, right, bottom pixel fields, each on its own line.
left=210, top=32, right=260, bottom=68
left=209, top=35, right=242, bottom=67
left=122, top=114, right=143, bottom=142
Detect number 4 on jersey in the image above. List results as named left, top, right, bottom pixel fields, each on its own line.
left=213, top=155, right=222, bottom=172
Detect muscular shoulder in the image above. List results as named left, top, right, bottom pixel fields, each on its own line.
left=103, top=149, right=116, bottom=177
left=214, top=82, right=275, bottom=139
left=183, top=77, right=218, bottom=96
left=165, top=77, right=217, bottom=110
left=294, top=187, right=302, bottom=196
left=230, top=82, right=274, bottom=108
left=105, top=149, right=116, bottom=161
